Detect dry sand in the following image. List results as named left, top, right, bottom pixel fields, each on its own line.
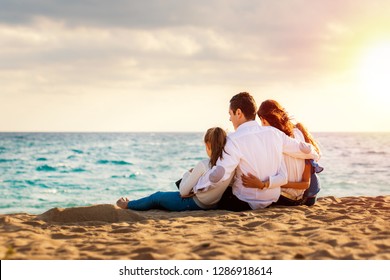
left=1, top=196, right=389, bottom=260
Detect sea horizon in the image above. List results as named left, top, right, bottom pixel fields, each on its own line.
left=1, top=131, right=389, bottom=214
left=1, top=131, right=389, bottom=134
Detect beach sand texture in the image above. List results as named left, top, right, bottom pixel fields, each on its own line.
left=1, top=196, right=389, bottom=260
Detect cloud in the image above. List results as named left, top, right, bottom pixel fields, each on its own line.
left=0, top=0, right=230, bottom=28
left=1, top=0, right=390, bottom=132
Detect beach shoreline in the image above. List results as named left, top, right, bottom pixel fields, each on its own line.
left=1, top=196, right=389, bottom=260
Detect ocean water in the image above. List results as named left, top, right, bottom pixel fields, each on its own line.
left=0, top=132, right=389, bottom=214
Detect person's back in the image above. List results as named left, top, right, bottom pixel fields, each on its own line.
left=242, top=99, right=323, bottom=206
left=226, top=122, right=286, bottom=209
left=281, top=127, right=306, bottom=200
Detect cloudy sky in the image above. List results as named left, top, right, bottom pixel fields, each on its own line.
left=1, top=0, right=390, bottom=132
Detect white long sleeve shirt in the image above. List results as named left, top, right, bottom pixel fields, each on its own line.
left=179, top=159, right=232, bottom=208
left=179, top=159, right=210, bottom=197
left=194, top=121, right=319, bottom=209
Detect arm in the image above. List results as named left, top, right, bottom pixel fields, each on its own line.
left=281, top=161, right=311, bottom=190
left=241, top=157, right=288, bottom=189
left=179, top=161, right=207, bottom=197
left=281, top=181, right=309, bottom=190
left=242, top=161, right=311, bottom=190
left=209, top=137, right=241, bottom=183
left=268, top=156, right=288, bottom=188
left=281, top=132, right=319, bottom=160
left=193, top=137, right=241, bottom=191
left=241, top=173, right=268, bottom=189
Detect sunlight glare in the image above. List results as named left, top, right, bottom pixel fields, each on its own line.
left=358, top=41, right=390, bottom=98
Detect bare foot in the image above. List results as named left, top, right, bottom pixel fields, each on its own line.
left=116, top=197, right=129, bottom=209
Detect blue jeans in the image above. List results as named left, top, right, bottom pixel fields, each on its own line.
left=127, top=191, right=205, bottom=211
left=302, top=173, right=321, bottom=206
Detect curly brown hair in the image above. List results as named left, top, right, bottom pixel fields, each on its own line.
left=258, top=99, right=321, bottom=154
left=258, top=99, right=294, bottom=137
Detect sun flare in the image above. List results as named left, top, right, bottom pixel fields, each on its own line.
left=358, top=41, right=390, bottom=98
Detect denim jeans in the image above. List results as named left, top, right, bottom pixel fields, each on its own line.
left=302, top=172, right=321, bottom=206
left=127, top=191, right=204, bottom=211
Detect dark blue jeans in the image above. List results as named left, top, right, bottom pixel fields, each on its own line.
left=302, top=172, right=321, bottom=206
left=127, top=191, right=205, bottom=211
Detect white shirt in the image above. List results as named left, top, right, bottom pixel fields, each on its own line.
left=179, top=159, right=232, bottom=208
left=179, top=159, right=210, bottom=197
left=282, top=128, right=306, bottom=200
left=195, top=121, right=319, bottom=209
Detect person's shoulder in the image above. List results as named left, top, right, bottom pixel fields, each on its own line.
left=198, top=159, right=210, bottom=171
left=230, top=121, right=261, bottom=137
left=293, top=127, right=305, bottom=141
left=262, top=126, right=289, bottom=143
left=231, top=123, right=280, bottom=139
left=262, top=125, right=283, bottom=136
left=226, top=130, right=239, bottom=141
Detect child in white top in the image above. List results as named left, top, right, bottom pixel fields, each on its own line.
left=116, top=127, right=232, bottom=211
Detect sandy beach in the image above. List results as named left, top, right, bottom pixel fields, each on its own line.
left=1, top=196, right=389, bottom=260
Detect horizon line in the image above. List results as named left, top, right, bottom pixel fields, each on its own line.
left=0, top=131, right=389, bottom=134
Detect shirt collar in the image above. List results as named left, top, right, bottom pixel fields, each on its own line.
left=236, top=120, right=258, bottom=132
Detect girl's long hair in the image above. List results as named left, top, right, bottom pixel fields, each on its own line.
left=204, top=127, right=227, bottom=167
left=258, top=99, right=294, bottom=137
left=258, top=99, right=321, bottom=154
left=295, top=122, right=321, bottom=155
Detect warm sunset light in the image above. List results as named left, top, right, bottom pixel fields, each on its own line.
left=1, top=2, right=390, bottom=273
left=358, top=41, right=390, bottom=98
left=1, top=1, right=389, bottom=132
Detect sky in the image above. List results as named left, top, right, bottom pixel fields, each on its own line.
left=1, top=0, right=390, bottom=132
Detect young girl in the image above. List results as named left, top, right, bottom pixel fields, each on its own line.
left=241, top=99, right=323, bottom=206
left=116, top=127, right=228, bottom=211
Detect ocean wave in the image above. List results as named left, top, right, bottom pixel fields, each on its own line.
left=71, top=168, right=87, bottom=173
left=25, top=180, right=50, bottom=188
left=96, top=160, right=133, bottom=165
left=182, top=157, right=205, bottom=161
left=25, top=180, right=36, bottom=186
left=71, top=149, right=84, bottom=154
left=0, top=159, right=15, bottom=163
left=111, top=175, right=124, bottom=179
left=60, top=168, right=87, bottom=173
left=4, top=180, right=28, bottom=188
left=364, top=150, right=387, bottom=155
left=128, top=173, right=139, bottom=179
left=351, top=162, right=373, bottom=167
left=36, top=165, right=57, bottom=172
left=36, top=157, right=48, bottom=161
left=111, top=172, right=139, bottom=179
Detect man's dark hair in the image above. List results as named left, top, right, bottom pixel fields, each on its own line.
left=229, top=92, right=257, bottom=120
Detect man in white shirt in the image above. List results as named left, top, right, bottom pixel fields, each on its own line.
left=194, top=92, right=319, bottom=211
